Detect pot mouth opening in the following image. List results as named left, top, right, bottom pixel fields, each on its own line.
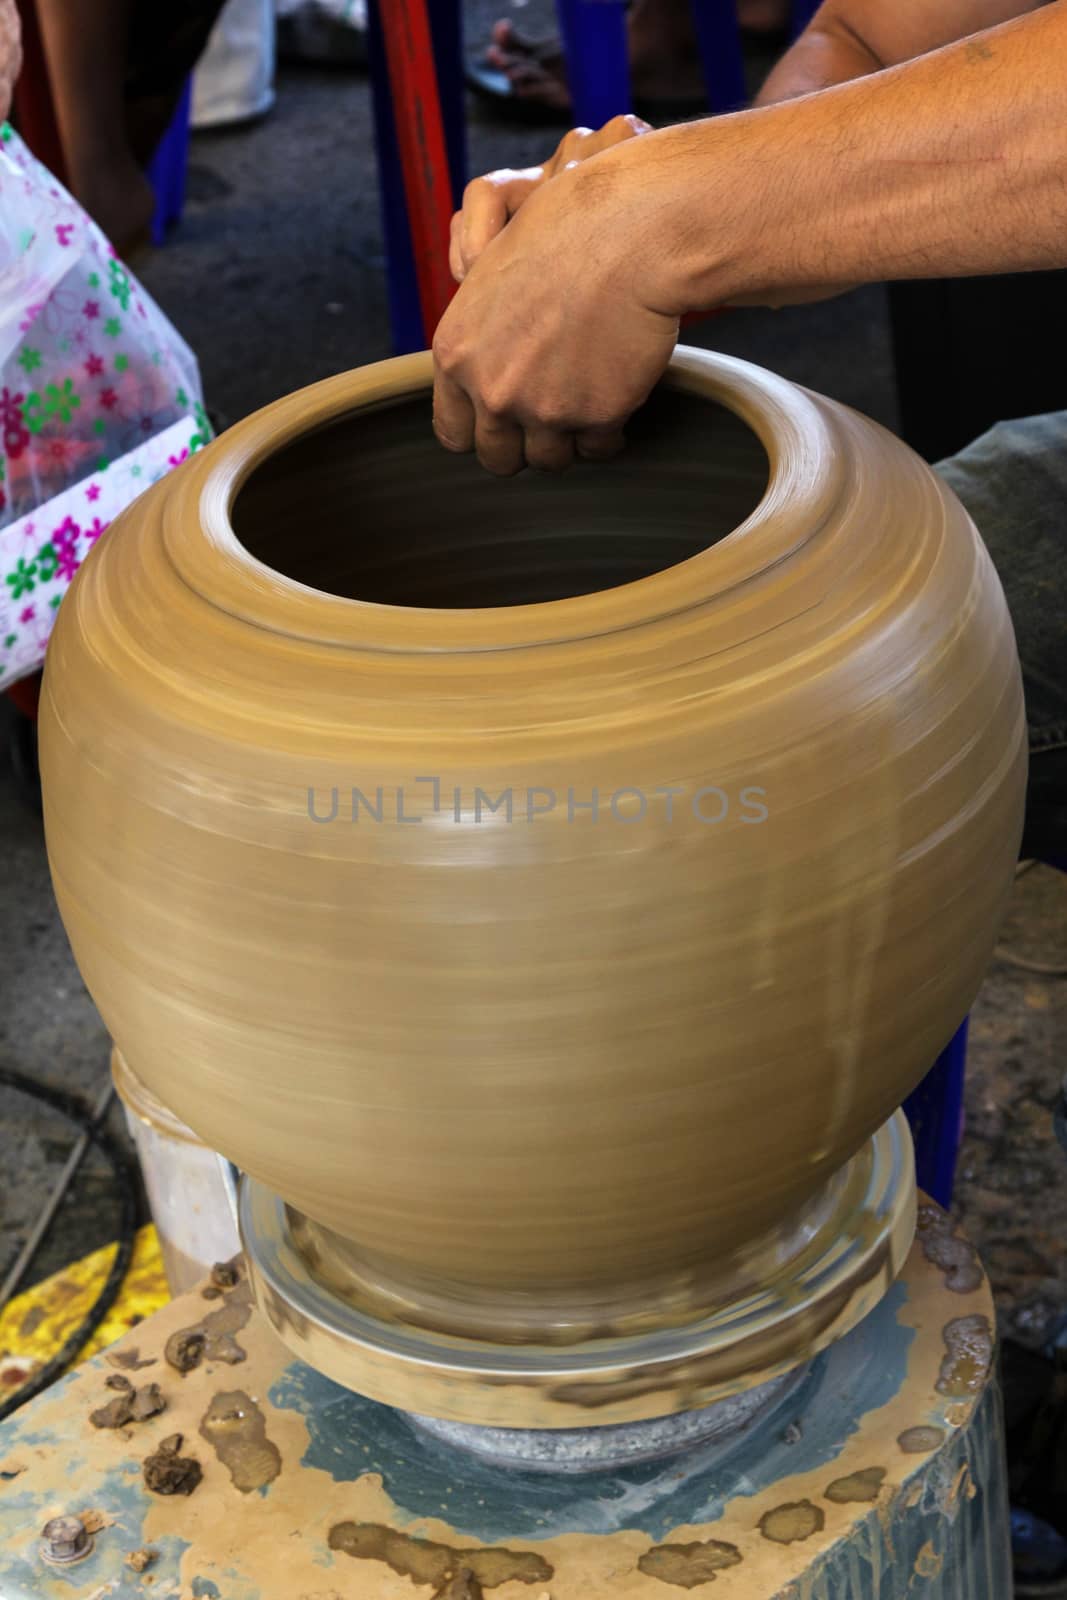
left=229, top=384, right=770, bottom=611
left=183, top=350, right=842, bottom=652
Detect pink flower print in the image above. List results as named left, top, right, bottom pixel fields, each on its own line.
left=99, top=387, right=118, bottom=411
left=84, top=516, right=110, bottom=546
left=85, top=482, right=101, bottom=502
left=18, top=303, right=43, bottom=335
left=19, top=605, right=35, bottom=624
left=0, top=386, right=30, bottom=460
left=52, top=516, right=81, bottom=580
left=48, top=438, right=70, bottom=464
left=55, top=222, right=75, bottom=246
left=168, top=448, right=189, bottom=468
left=21, top=520, right=35, bottom=541
left=84, top=354, right=104, bottom=379
left=82, top=299, right=100, bottom=320
left=55, top=546, right=80, bottom=581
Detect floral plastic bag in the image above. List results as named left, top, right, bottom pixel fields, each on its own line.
left=0, top=123, right=208, bottom=688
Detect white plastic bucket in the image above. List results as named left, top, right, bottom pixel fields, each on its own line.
left=112, top=1048, right=240, bottom=1295
left=192, top=0, right=276, bottom=129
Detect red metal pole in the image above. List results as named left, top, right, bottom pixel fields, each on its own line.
left=376, top=0, right=459, bottom=345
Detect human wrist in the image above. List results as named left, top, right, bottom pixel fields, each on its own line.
left=621, top=113, right=818, bottom=315
left=587, top=119, right=763, bottom=318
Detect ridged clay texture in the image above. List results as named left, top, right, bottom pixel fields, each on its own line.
left=40, top=348, right=1025, bottom=1347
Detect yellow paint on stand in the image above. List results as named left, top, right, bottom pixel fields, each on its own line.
left=0, top=1225, right=169, bottom=1390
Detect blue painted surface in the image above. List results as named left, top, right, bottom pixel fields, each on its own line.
left=269, top=1281, right=912, bottom=1543
left=0, top=1472, right=191, bottom=1600
left=0, top=1265, right=1011, bottom=1600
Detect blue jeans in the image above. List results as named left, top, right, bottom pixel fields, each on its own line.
left=937, top=414, right=1067, bottom=862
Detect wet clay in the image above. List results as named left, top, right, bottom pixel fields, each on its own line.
left=758, top=1502, right=826, bottom=1544
left=165, top=1282, right=252, bottom=1374
left=898, top=1425, right=946, bottom=1454
left=916, top=1203, right=984, bottom=1295
left=824, top=1467, right=886, bottom=1504
left=40, top=347, right=1025, bottom=1366
left=142, top=1434, right=203, bottom=1496
left=106, top=1346, right=155, bottom=1372
left=914, top=1541, right=944, bottom=1579
left=327, top=1523, right=552, bottom=1599
left=78, top=1509, right=112, bottom=1535
left=198, top=1389, right=281, bottom=1492
left=436, top=1572, right=484, bottom=1600
left=637, top=1539, right=743, bottom=1586
left=937, top=1315, right=994, bottom=1398
left=89, top=1379, right=165, bottom=1429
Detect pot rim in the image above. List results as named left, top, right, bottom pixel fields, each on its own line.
left=164, top=345, right=846, bottom=654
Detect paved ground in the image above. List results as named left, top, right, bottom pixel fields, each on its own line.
left=1, top=13, right=1064, bottom=1354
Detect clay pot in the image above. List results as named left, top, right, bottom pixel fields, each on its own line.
left=40, top=349, right=1024, bottom=1347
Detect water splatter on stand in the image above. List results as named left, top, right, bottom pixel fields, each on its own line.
left=0, top=1200, right=1009, bottom=1599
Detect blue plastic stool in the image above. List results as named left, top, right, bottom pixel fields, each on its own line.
left=903, top=856, right=1067, bottom=1207
left=904, top=1019, right=969, bottom=1209
left=368, top=0, right=824, bottom=351
left=146, top=79, right=193, bottom=246
left=555, top=0, right=824, bottom=128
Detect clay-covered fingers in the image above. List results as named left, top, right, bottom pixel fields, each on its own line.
left=434, top=367, right=526, bottom=477
left=575, top=427, right=627, bottom=463
left=473, top=413, right=527, bottom=477
left=433, top=365, right=606, bottom=476
left=544, top=114, right=652, bottom=179
left=450, top=115, right=652, bottom=282
left=432, top=368, right=476, bottom=456
left=522, top=427, right=576, bottom=473
left=451, top=167, right=543, bottom=282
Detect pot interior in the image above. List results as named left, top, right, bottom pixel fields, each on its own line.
left=232, top=385, right=769, bottom=608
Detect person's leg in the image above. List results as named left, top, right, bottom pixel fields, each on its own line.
left=35, top=0, right=225, bottom=250
left=936, top=414, right=1067, bottom=863
left=123, top=1, right=227, bottom=165
left=35, top=0, right=155, bottom=250
left=483, top=0, right=713, bottom=114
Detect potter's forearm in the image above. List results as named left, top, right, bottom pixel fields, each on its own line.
left=630, top=1, right=1067, bottom=310
left=756, top=0, right=1047, bottom=103
left=755, top=18, right=878, bottom=102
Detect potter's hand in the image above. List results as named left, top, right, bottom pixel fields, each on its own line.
left=433, top=150, right=679, bottom=476
left=0, top=0, right=21, bottom=125
left=449, top=114, right=651, bottom=283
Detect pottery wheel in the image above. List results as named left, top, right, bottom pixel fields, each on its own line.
left=0, top=1197, right=1009, bottom=1600
left=240, top=1111, right=916, bottom=1430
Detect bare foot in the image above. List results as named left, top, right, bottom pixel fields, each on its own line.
left=484, top=21, right=571, bottom=112
left=484, top=0, right=790, bottom=113
left=485, top=15, right=705, bottom=109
